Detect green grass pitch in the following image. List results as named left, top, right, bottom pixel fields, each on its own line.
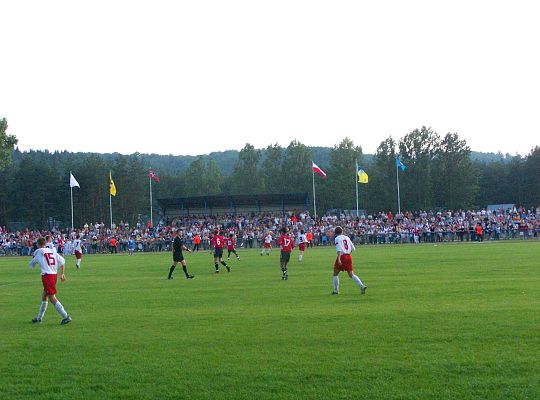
left=1, top=241, right=539, bottom=399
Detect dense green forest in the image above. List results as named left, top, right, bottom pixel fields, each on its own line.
left=1, top=120, right=539, bottom=229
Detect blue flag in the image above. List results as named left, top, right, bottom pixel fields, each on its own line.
left=396, top=158, right=406, bottom=171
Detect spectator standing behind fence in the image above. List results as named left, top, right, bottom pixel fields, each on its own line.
left=110, top=237, right=118, bottom=254
left=306, top=230, right=313, bottom=248
left=475, top=223, right=483, bottom=242
left=192, top=233, right=201, bottom=252
left=128, top=237, right=135, bottom=256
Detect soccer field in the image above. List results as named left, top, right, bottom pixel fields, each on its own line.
left=1, top=242, right=539, bottom=400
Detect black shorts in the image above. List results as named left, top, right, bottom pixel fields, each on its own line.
left=280, top=251, right=291, bottom=263
left=214, top=248, right=223, bottom=258
left=173, top=251, right=184, bottom=262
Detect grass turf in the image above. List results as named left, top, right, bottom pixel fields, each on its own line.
left=0, top=241, right=539, bottom=399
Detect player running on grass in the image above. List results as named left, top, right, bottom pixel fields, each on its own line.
left=168, top=229, right=194, bottom=280
left=211, top=230, right=230, bottom=273
left=226, top=233, right=240, bottom=261
left=277, top=227, right=294, bottom=280
left=332, top=226, right=367, bottom=295
left=297, top=229, right=307, bottom=262
left=29, top=237, right=72, bottom=325
left=73, top=235, right=83, bottom=269
left=261, top=232, right=272, bottom=256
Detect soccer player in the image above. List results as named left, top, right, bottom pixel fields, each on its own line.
left=332, top=226, right=367, bottom=295
left=277, top=227, right=294, bottom=280
left=168, top=229, right=194, bottom=280
left=45, top=235, right=55, bottom=251
left=29, top=237, right=72, bottom=325
left=211, top=230, right=230, bottom=273
left=297, top=229, right=307, bottom=262
left=261, top=232, right=272, bottom=256
left=73, top=235, right=83, bottom=269
left=226, top=233, right=240, bottom=261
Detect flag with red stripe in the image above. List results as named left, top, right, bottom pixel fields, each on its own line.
left=312, top=162, right=327, bottom=179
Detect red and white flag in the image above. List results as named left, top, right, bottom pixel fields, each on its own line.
left=312, top=162, right=327, bottom=179
left=149, top=168, right=160, bottom=183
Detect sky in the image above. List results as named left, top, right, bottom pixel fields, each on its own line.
left=1, top=0, right=539, bottom=157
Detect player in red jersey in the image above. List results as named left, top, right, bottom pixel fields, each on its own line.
left=211, top=230, right=230, bottom=273
left=226, top=233, right=240, bottom=261
left=277, top=227, right=294, bottom=280
left=332, top=226, right=367, bottom=295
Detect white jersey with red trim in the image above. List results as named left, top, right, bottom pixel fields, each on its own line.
left=298, top=233, right=307, bottom=244
left=29, top=247, right=66, bottom=275
left=334, top=234, right=355, bottom=255
left=264, top=235, right=272, bottom=244
left=73, top=239, right=82, bottom=252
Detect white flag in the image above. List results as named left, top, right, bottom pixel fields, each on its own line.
left=70, top=173, right=80, bottom=188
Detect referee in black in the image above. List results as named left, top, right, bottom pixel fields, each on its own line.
left=168, top=229, right=194, bottom=280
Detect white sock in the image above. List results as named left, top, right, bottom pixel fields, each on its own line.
left=54, top=301, right=68, bottom=318
left=299, top=254, right=303, bottom=261
left=37, top=301, right=48, bottom=319
left=351, top=274, right=365, bottom=288
left=77, top=260, right=81, bottom=267
left=333, top=276, right=339, bottom=292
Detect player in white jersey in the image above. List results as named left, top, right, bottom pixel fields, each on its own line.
left=29, top=237, right=72, bottom=325
left=297, top=230, right=307, bottom=262
left=45, top=235, right=56, bottom=252
left=260, top=233, right=272, bottom=256
left=332, top=226, right=367, bottom=295
left=73, top=235, right=83, bottom=269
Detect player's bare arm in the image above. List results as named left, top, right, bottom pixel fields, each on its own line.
left=59, top=264, right=66, bottom=282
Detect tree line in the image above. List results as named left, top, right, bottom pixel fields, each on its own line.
left=1, top=119, right=538, bottom=229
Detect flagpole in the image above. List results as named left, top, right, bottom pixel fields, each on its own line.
left=109, top=170, right=113, bottom=229
left=149, top=172, right=153, bottom=228
left=312, top=166, right=317, bottom=220
left=355, top=161, right=359, bottom=217
left=396, top=161, right=401, bottom=215
left=70, top=171, right=74, bottom=231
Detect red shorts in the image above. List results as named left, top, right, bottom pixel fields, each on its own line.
left=41, top=274, right=58, bottom=295
left=263, top=243, right=271, bottom=248
left=299, top=243, right=306, bottom=251
left=74, top=250, right=82, bottom=260
left=334, top=254, right=353, bottom=272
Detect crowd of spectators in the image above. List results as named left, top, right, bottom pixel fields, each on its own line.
left=1, top=207, right=538, bottom=256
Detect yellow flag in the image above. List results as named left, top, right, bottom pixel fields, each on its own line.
left=358, top=169, right=368, bottom=184
left=109, top=172, right=117, bottom=196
